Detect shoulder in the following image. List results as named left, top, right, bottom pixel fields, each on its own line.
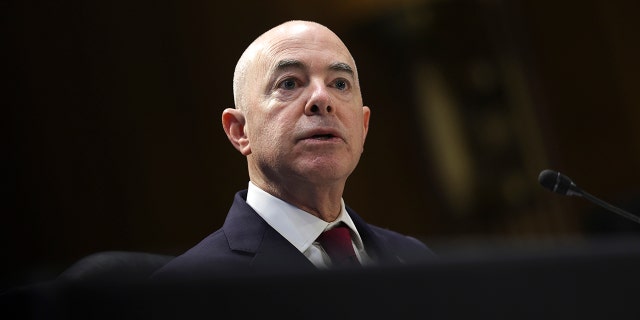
left=368, top=224, right=438, bottom=265
left=151, top=229, right=251, bottom=281
left=345, top=207, right=438, bottom=264
left=369, top=224, right=434, bottom=252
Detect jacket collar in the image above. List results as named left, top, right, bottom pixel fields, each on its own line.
left=222, top=190, right=316, bottom=272
left=222, top=190, right=402, bottom=271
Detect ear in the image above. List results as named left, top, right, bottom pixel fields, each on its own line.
left=361, top=106, right=371, bottom=142
left=222, top=108, right=251, bottom=156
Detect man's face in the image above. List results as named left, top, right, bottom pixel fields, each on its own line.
left=242, top=23, right=370, bottom=188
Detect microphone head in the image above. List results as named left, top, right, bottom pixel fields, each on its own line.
left=538, top=169, right=576, bottom=196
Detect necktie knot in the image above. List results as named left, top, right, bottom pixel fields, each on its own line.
left=317, top=225, right=360, bottom=267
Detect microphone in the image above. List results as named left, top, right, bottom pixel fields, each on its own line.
left=538, top=169, right=640, bottom=225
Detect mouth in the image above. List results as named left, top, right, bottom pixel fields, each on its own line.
left=309, top=133, right=336, bottom=140
left=299, top=128, right=343, bottom=142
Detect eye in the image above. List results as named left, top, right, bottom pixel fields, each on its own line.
left=333, top=79, right=349, bottom=91
left=278, top=78, right=297, bottom=90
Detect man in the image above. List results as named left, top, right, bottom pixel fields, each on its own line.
left=152, top=20, right=436, bottom=280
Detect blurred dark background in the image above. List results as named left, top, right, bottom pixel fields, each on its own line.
left=5, top=0, right=640, bottom=290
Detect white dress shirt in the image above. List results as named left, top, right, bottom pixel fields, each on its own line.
left=245, top=181, right=371, bottom=268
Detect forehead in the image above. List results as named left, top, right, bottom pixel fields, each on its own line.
left=258, top=24, right=356, bottom=74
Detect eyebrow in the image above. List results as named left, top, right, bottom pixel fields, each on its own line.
left=328, top=62, right=354, bottom=76
left=275, top=59, right=306, bottom=71
left=274, top=59, right=354, bottom=76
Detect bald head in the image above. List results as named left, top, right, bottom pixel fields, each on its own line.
left=232, top=20, right=360, bottom=111
left=221, top=19, right=370, bottom=216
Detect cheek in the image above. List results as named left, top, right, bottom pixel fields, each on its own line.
left=346, top=114, right=366, bottom=142
left=262, top=127, right=282, bottom=147
left=249, top=116, right=285, bottom=149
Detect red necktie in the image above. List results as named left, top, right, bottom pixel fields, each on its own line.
left=317, top=226, right=361, bottom=267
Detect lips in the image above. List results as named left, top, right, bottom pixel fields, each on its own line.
left=299, top=128, right=343, bottom=142
left=310, top=133, right=335, bottom=140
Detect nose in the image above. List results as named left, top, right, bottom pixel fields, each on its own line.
left=304, top=81, right=333, bottom=115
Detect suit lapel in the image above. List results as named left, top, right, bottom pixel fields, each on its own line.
left=251, top=227, right=316, bottom=271
left=223, top=191, right=316, bottom=272
left=347, top=206, right=403, bottom=266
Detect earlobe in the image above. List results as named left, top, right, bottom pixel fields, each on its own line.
left=222, top=108, right=251, bottom=155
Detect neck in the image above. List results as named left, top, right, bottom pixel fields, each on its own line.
left=252, top=179, right=345, bottom=222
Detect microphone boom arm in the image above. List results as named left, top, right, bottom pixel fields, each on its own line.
left=579, top=189, right=640, bottom=225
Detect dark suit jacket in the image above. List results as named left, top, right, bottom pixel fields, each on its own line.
left=152, top=190, right=437, bottom=280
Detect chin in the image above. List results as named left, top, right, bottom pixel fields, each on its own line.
left=295, top=161, right=354, bottom=183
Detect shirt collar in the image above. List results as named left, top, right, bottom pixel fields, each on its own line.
left=245, top=181, right=364, bottom=253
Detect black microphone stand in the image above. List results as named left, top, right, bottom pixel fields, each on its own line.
left=578, top=189, right=640, bottom=225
